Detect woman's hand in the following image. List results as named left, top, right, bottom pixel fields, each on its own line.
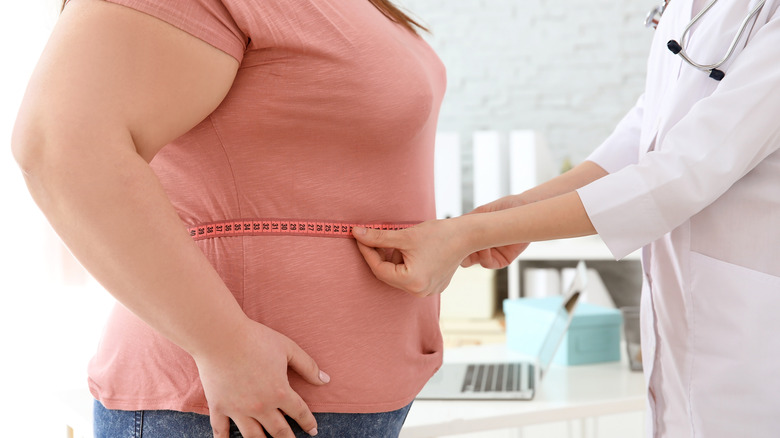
left=353, top=190, right=598, bottom=296
left=353, top=167, right=607, bottom=295
left=194, top=318, right=330, bottom=438
left=351, top=197, right=531, bottom=297
left=460, top=195, right=530, bottom=269
left=353, top=219, right=471, bottom=297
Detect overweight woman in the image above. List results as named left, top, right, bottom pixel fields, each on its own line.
left=13, top=0, right=444, bottom=436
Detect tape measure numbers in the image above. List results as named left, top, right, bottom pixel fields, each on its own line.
left=188, top=219, right=417, bottom=241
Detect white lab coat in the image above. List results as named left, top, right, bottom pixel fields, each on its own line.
left=576, top=0, right=780, bottom=436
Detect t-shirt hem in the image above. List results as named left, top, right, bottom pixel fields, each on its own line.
left=90, top=380, right=420, bottom=415
left=303, top=394, right=419, bottom=414
left=89, top=382, right=211, bottom=415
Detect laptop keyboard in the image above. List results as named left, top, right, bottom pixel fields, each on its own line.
left=461, top=363, right=534, bottom=393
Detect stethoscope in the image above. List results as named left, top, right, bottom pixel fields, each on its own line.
left=645, top=0, right=766, bottom=81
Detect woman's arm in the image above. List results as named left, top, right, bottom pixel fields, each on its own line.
left=12, top=1, right=325, bottom=437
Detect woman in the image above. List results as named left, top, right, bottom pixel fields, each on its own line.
left=12, top=0, right=444, bottom=436
left=353, top=0, right=780, bottom=436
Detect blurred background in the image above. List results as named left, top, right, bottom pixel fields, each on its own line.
left=0, top=0, right=654, bottom=436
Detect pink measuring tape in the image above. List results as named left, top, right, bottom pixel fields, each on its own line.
left=188, top=219, right=417, bottom=241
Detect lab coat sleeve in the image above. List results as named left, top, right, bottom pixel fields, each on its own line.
left=585, top=94, right=645, bottom=173
left=578, top=14, right=780, bottom=260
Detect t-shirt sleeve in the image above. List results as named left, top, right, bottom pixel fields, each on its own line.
left=101, top=0, right=247, bottom=63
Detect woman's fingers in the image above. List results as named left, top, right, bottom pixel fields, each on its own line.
left=279, top=342, right=326, bottom=435
left=231, top=416, right=270, bottom=438
left=355, top=240, right=411, bottom=290
left=354, top=221, right=472, bottom=297
left=352, top=226, right=414, bottom=290
left=276, top=336, right=325, bottom=436
left=285, top=338, right=331, bottom=387
left=354, top=239, right=386, bottom=272
left=209, top=385, right=316, bottom=438
left=211, top=404, right=296, bottom=438
left=460, top=252, right=480, bottom=268
left=352, top=226, right=407, bottom=250
left=210, top=412, right=231, bottom=438
left=197, top=321, right=325, bottom=438
left=390, top=248, right=404, bottom=265
left=460, top=242, right=530, bottom=269
left=279, top=392, right=319, bottom=437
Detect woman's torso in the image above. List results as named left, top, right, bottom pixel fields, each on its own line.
left=88, top=0, right=446, bottom=414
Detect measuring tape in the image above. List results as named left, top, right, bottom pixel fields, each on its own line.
left=188, top=219, right=418, bottom=241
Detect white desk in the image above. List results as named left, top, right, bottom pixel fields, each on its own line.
left=401, top=344, right=646, bottom=438
left=514, top=236, right=639, bottom=261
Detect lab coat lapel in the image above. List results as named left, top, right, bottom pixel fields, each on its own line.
left=650, top=0, right=771, bottom=153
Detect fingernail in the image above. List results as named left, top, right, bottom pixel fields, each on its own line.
left=308, top=427, right=318, bottom=436
left=352, top=226, right=366, bottom=235
left=319, top=370, right=331, bottom=383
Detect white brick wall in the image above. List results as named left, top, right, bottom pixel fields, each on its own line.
left=399, top=0, right=657, bottom=207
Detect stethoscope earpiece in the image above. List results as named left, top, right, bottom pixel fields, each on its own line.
left=709, top=69, right=725, bottom=81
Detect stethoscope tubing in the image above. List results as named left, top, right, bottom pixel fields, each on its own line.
left=673, top=0, right=766, bottom=71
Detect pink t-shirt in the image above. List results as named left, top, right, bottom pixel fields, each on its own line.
left=86, top=0, right=446, bottom=414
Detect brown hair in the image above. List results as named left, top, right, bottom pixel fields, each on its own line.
left=368, top=0, right=428, bottom=34
left=61, top=0, right=427, bottom=33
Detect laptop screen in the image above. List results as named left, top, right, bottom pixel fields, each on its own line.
left=536, top=261, right=587, bottom=379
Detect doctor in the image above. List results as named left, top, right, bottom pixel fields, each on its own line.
left=352, top=0, right=780, bottom=436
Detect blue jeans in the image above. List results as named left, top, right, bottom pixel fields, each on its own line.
left=93, top=400, right=413, bottom=438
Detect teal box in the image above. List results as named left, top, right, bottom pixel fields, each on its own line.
left=503, top=297, right=623, bottom=365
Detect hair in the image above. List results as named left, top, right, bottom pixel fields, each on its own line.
left=60, top=0, right=427, bottom=33
left=368, top=0, right=428, bottom=34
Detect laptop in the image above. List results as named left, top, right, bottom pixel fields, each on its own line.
left=416, top=260, right=587, bottom=401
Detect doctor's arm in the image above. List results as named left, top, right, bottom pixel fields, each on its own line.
left=459, top=92, right=645, bottom=269
left=11, top=2, right=325, bottom=437
left=351, top=94, right=648, bottom=296
left=353, top=189, right=598, bottom=297
left=458, top=160, right=608, bottom=269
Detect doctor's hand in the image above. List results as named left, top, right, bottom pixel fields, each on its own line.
left=460, top=194, right=530, bottom=269
left=353, top=219, right=471, bottom=297
left=193, top=318, right=329, bottom=438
